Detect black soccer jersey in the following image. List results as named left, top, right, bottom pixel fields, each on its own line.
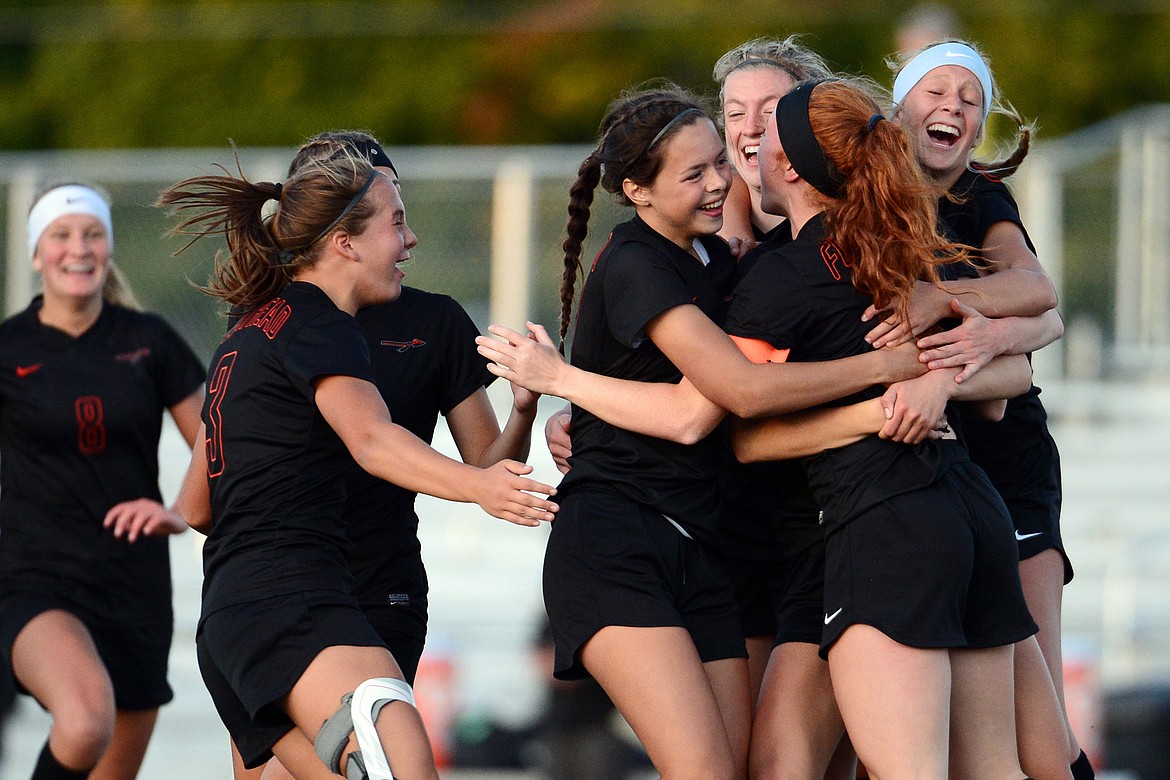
left=724, top=214, right=966, bottom=530
left=0, top=299, right=204, bottom=622
left=199, top=281, right=375, bottom=618
left=344, top=287, right=493, bottom=608
left=558, top=215, right=735, bottom=546
left=718, top=225, right=821, bottom=561
left=939, top=169, right=1056, bottom=500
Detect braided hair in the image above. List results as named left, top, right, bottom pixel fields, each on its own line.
left=558, top=86, right=715, bottom=352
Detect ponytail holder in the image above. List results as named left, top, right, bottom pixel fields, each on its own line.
left=272, top=182, right=283, bottom=201
left=866, top=114, right=885, bottom=134
left=276, top=248, right=295, bottom=265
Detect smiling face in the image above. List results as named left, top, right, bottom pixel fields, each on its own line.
left=33, top=213, right=112, bottom=304
left=722, top=64, right=797, bottom=194
left=897, top=64, right=985, bottom=186
left=349, top=172, right=418, bottom=307
left=628, top=118, right=732, bottom=251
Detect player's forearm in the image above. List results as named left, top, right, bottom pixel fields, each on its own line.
left=950, top=354, right=1032, bottom=401
left=940, top=267, right=1057, bottom=319
left=554, top=367, right=725, bottom=445
left=732, top=399, right=887, bottom=463
left=475, top=404, right=537, bottom=466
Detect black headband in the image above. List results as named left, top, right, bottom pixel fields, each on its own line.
left=647, top=107, right=704, bottom=152
left=347, top=139, right=397, bottom=177
left=775, top=81, right=844, bottom=199
left=275, top=169, right=379, bottom=265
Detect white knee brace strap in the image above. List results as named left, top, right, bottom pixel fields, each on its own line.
left=350, top=677, right=417, bottom=780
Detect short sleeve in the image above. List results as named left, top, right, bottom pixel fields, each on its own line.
left=724, top=255, right=810, bottom=351
left=146, top=315, right=207, bottom=407
left=283, top=312, right=374, bottom=397
left=603, top=241, right=697, bottom=348
left=435, top=296, right=495, bottom=415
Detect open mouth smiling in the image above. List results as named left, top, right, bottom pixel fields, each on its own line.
left=926, top=122, right=961, bottom=147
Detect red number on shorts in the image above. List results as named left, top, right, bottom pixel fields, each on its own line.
left=205, top=351, right=237, bottom=478
left=75, top=396, right=106, bottom=454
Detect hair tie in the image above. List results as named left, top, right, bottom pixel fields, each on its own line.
left=272, top=182, right=282, bottom=201
left=276, top=248, right=295, bottom=266
left=867, top=114, right=885, bottom=133
left=775, top=81, right=844, bottom=199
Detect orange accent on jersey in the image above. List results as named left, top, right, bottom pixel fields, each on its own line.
left=820, top=239, right=851, bottom=281
left=15, top=363, right=42, bottom=377
left=729, top=335, right=790, bottom=364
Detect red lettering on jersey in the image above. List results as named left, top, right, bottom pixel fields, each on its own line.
left=227, top=298, right=292, bottom=341
left=820, top=239, right=851, bottom=281
left=205, top=351, right=238, bottom=479
left=15, top=363, right=42, bottom=378
left=75, top=396, right=106, bottom=454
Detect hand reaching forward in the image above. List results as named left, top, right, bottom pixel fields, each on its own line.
left=472, top=459, right=558, bottom=527
left=104, top=498, right=188, bottom=543
left=476, top=322, right=570, bottom=397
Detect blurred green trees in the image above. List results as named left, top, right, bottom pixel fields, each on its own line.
left=0, top=0, right=1166, bottom=150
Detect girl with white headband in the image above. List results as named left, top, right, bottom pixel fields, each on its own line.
left=864, top=40, right=1090, bottom=780
left=0, top=182, right=205, bottom=779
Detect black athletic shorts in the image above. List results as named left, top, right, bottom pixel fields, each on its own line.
left=728, top=515, right=825, bottom=647
left=543, top=488, right=746, bottom=680
left=989, top=439, right=1073, bottom=583
left=819, top=461, right=1038, bottom=658
left=771, top=530, right=827, bottom=647
left=0, top=592, right=173, bottom=710
left=197, top=589, right=386, bottom=768
left=363, top=604, right=427, bottom=686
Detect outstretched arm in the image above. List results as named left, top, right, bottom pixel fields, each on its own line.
left=477, top=324, right=725, bottom=445
left=315, top=374, right=557, bottom=527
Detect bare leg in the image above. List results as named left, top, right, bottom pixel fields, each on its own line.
left=750, top=642, right=846, bottom=780
left=823, top=732, right=859, bottom=780
left=580, top=625, right=742, bottom=780
left=266, top=729, right=340, bottom=780
left=13, top=610, right=115, bottom=771
left=744, top=636, right=773, bottom=706
left=828, top=624, right=949, bottom=779
left=231, top=740, right=264, bottom=779
left=280, top=645, right=437, bottom=780
left=949, top=645, right=1026, bottom=780
left=703, top=656, right=752, bottom=777
left=1014, top=636, right=1074, bottom=779
left=88, top=708, right=157, bottom=780
left=1020, top=549, right=1080, bottom=762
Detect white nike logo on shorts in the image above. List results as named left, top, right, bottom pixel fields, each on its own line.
left=824, top=607, right=843, bottom=625
left=1015, top=531, right=1042, bottom=541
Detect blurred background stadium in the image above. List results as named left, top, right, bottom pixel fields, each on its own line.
left=1, top=0, right=1169, bottom=777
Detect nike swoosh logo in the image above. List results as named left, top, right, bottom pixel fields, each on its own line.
left=1015, top=531, right=1042, bottom=541
left=944, top=51, right=970, bottom=59
left=15, top=363, right=42, bottom=377
left=824, top=607, right=843, bottom=625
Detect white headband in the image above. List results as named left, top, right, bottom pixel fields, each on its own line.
left=892, top=42, right=994, bottom=122
left=27, top=184, right=114, bottom=261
